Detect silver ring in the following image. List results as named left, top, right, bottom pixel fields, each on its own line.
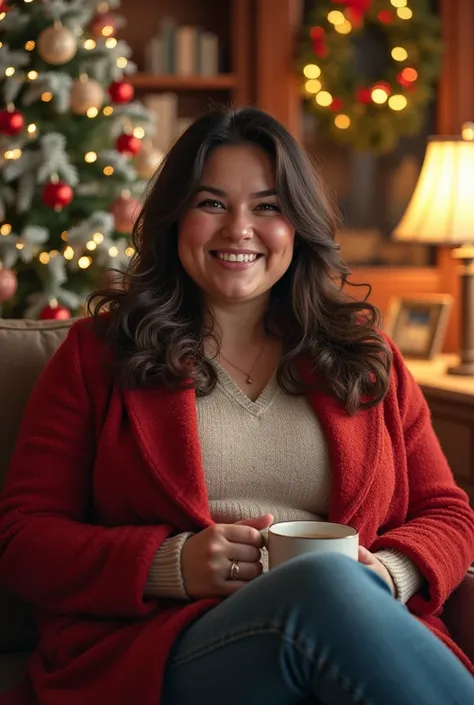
left=229, top=560, right=240, bottom=581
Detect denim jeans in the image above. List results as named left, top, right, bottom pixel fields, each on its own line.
left=162, top=553, right=474, bottom=705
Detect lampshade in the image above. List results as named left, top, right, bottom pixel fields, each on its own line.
left=393, top=136, right=474, bottom=245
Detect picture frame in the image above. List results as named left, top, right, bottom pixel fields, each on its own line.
left=385, top=295, right=453, bottom=360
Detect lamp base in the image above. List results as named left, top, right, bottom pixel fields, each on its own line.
left=447, top=361, right=474, bottom=376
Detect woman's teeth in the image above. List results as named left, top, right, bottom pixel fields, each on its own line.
left=215, top=252, right=258, bottom=262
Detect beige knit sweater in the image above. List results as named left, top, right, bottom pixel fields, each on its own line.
left=145, top=365, right=423, bottom=603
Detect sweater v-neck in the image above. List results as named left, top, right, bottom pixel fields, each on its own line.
left=213, top=360, right=278, bottom=417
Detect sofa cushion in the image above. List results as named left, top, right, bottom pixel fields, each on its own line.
left=0, top=318, right=73, bottom=652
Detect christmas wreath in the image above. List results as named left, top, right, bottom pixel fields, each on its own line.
left=298, top=0, right=443, bottom=152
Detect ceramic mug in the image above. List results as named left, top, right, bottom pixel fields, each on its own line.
left=267, top=520, right=359, bottom=570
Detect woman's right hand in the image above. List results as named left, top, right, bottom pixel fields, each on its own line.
left=181, top=514, right=273, bottom=598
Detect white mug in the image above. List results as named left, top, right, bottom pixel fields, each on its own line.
left=267, top=520, right=359, bottom=570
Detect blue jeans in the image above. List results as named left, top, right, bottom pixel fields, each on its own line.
left=162, top=554, right=474, bottom=705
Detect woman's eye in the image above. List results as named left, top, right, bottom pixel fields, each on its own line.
left=255, top=202, right=280, bottom=212
left=197, top=199, right=225, bottom=209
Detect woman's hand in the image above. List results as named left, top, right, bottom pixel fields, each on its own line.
left=358, top=546, right=396, bottom=597
left=181, top=514, right=274, bottom=599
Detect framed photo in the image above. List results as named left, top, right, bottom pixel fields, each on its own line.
left=385, top=295, right=453, bottom=360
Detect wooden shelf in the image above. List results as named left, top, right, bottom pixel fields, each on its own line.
left=129, top=73, right=237, bottom=91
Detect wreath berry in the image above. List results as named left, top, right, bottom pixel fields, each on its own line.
left=298, top=0, right=443, bottom=152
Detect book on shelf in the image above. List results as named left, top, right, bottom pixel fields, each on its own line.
left=144, top=18, right=219, bottom=77
left=144, top=94, right=193, bottom=154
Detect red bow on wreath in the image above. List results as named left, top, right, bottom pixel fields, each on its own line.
left=331, top=0, right=371, bottom=26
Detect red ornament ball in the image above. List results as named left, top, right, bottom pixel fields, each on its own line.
left=108, top=80, right=134, bottom=104
left=310, top=26, right=324, bottom=40
left=39, top=302, right=71, bottom=320
left=89, top=11, right=117, bottom=38
left=330, top=98, right=344, bottom=112
left=109, top=194, right=141, bottom=233
left=42, top=181, right=74, bottom=210
left=0, top=109, right=25, bottom=136
left=355, top=87, right=372, bottom=104
left=378, top=10, right=392, bottom=24
left=0, top=267, right=17, bottom=304
left=115, top=133, right=142, bottom=156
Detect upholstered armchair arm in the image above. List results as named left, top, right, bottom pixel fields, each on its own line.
left=442, top=568, right=474, bottom=664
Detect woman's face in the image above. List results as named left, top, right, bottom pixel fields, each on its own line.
left=178, top=144, right=295, bottom=306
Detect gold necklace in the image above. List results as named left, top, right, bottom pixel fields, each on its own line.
left=219, top=342, right=267, bottom=385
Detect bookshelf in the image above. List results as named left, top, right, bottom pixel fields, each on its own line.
left=118, top=0, right=301, bottom=143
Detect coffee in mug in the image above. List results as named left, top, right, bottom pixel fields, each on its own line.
left=267, top=520, right=358, bottom=570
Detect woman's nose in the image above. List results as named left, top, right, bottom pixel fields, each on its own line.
left=223, top=212, right=252, bottom=241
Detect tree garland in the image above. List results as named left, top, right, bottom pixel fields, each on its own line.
left=298, top=0, right=443, bottom=152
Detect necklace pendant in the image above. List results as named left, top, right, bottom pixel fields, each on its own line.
left=246, top=376, right=253, bottom=384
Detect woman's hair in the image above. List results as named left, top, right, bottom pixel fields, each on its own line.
left=90, top=106, right=392, bottom=415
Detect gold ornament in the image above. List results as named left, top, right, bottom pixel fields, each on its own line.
left=37, top=24, right=77, bottom=65
left=70, top=77, right=104, bottom=115
left=134, top=143, right=164, bottom=179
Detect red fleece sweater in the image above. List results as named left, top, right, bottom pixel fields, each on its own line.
left=0, top=318, right=473, bottom=705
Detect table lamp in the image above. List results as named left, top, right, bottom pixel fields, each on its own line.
left=393, top=123, right=474, bottom=376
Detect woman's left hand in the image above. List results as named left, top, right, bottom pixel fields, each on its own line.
left=358, top=546, right=396, bottom=597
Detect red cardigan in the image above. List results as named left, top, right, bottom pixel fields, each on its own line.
left=1, top=318, right=473, bottom=705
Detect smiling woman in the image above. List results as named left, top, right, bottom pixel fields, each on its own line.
left=1, top=106, right=474, bottom=705
left=90, top=105, right=391, bottom=412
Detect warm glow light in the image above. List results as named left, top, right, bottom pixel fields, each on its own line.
left=103, top=106, right=114, bottom=116
left=125, top=247, right=135, bottom=257
left=462, top=122, right=474, bottom=141
left=28, top=70, right=38, bottom=80
left=63, top=246, right=75, bottom=260
left=303, top=64, right=321, bottom=79
left=371, top=88, right=389, bottom=104
left=61, top=231, right=69, bottom=241
left=393, top=138, right=474, bottom=244
left=391, top=46, right=408, bottom=62
left=25, top=40, right=35, bottom=51
left=39, top=252, right=50, bottom=264
left=11, top=148, right=22, bottom=159
left=108, top=246, right=119, bottom=257
left=390, top=0, right=407, bottom=6
left=78, top=256, right=92, bottom=269
left=401, top=67, right=418, bottom=82
left=86, top=240, right=97, bottom=250
left=106, top=37, right=118, bottom=48
left=305, top=79, right=322, bottom=94
left=0, top=13, right=6, bottom=21
left=27, top=123, right=37, bottom=134
left=334, top=20, right=352, bottom=34
left=5, top=67, right=15, bottom=77
left=397, top=7, right=413, bottom=19
left=83, top=39, right=96, bottom=50
left=101, top=25, right=115, bottom=36
left=16, top=242, right=24, bottom=250
left=41, top=91, right=53, bottom=102
left=334, top=114, right=351, bottom=129
left=4, top=151, right=14, bottom=160
left=87, top=107, right=99, bottom=118
left=84, top=151, right=97, bottom=163
left=388, top=94, right=408, bottom=111
left=49, top=249, right=59, bottom=258
left=327, top=10, right=345, bottom=25
left=0, top=224, right=12, bottom=236
left=132, top=127, right=145, bottom=139
left=316, top=91, right=332, bottom=107
left=93, top=232, right=104, bottom=243
left=116, top=57, right=128, bottom=69
left=103, top=166, right=115, bottom=175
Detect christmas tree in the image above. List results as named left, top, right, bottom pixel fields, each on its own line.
left=0, top=0, right=162, bottom=319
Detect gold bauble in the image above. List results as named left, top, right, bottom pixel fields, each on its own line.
left=37, top=25, right=77, bottom=65
left=134, top=144, right=164, bottom=179
left=70, top=77, right=104, bottom=115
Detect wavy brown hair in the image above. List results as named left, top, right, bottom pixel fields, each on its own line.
left=90, top=106, right=392, bottom=415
